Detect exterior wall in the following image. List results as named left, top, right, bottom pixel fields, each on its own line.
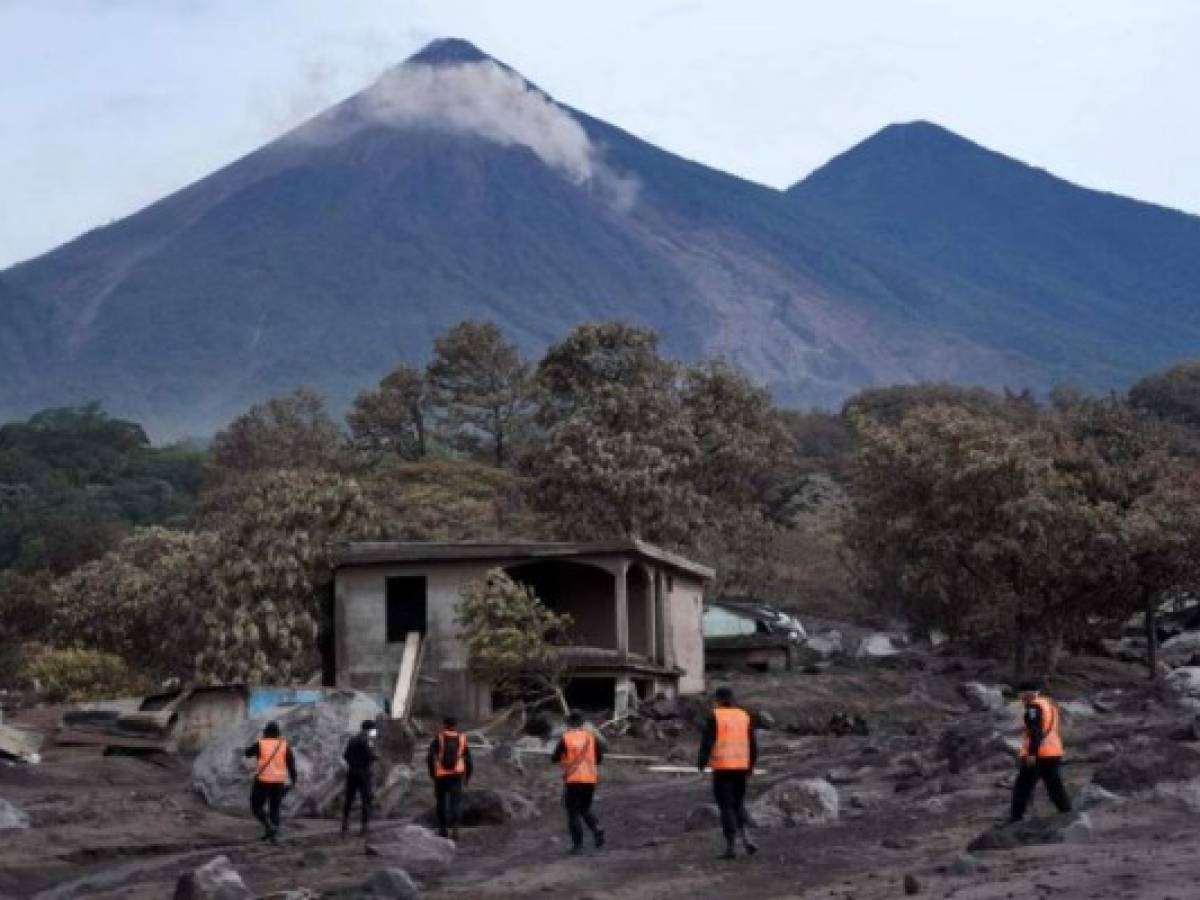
left=335, top=559, right=495, bottom=720
left=669, top=573, right=707, bottom=694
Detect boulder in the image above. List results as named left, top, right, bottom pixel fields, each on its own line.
left=1166, top=667, right=1200, bottom=710
left=1161, top=632, right=1200, bottom=668
left=1059, top=700, right=1097, bottom=719
left=747, top=778, right=838, bottom=828
left=641, top=696, right=680, bottom=720
left=937, top=720, right=1008, bottom=774
left=684, top=803, right=721, bottom=832
left=945, top=853, right=982, bottom=876
left=1076, top=782, right=1123, bottom=810
left=191, top=690, right=381, bottom=818
left=172, top=855, right=251, bottom=900
left=903, top=873, right=922, bottom=895
left=365, top=825, right=455, bottom=876
left=856, top=634, right=899, bottom=658
left=1154, top=779, right=1200, bottom=813
left=362, top=868, right=419, bottom=899
left=803, top=631, right=843, bottom=660
left=966, top=813, right=1091, bottom=852
left=958, top=682, right=1006, bottom=712
left=0, top=798, right=30, bottom=831
left=1092, top=739, right=1200, bottom=793
left=373, top=765, right=414, bottom=819
left=417, top=789, right=538, bottom=828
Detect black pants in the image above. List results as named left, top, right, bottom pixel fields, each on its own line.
left=712, top=770, right=750, bottom=843
left=564, top=783, right=602, bottom=847
left=251, top=781, right=286, bottom=832
left=343, top=771, right=374, bottom=828
left=1011, top=757, right=1072, bottom=821
left=434, top=776, right=464, bottom=835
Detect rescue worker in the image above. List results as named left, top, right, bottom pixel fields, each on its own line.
left=427, top=716, right=472, bottom=840
left=1010, top=680, right=1072, bottom=822
left=243, top=720, right=297, bottom=844
left=550, top=711, right=606, bottom=854
left=341, top=719, right=379, bottom=837
left=697, top=686, right=758, bottom=859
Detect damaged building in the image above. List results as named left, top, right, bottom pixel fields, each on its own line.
left=332, top=540, right=713, bottom=721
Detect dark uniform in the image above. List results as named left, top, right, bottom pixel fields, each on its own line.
left=342, top=726, right=379, bottom=835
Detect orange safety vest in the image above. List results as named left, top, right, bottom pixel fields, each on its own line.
left=256, top=738, right=289, bottom=784
left=1020, top=696, right=1064, bottom=760
left=560, top=728, right=599, bottom=785
left=710, top=707, right=752, bottom=771
left=434, top=730, right=467, bottom=777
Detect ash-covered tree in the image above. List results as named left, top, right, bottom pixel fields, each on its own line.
left=527, top=323, right=702, bottom=546
left=427, top=321, right=532, bottom=467
left=347, top=364, right=429, bottom=461
left=208, top=389, right=346, bottom=486
left=456, top=568, right=573, bottom=713
left=1129, top=360, right=1200, bottom=429
left=194, top=470, right=383, bottom=684
left=50, top=527, right=217, bottom=681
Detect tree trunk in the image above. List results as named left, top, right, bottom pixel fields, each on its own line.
left=1013, top=610, right=1029, bottom=684
left=1145, top=591, right=1160, bottom=681
left=415, top=410, right=428, bottom=459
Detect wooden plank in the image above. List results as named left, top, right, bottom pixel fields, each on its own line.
left=391, top=631, right=422, bottom=720
left=647, top=765, right=768, bottom=775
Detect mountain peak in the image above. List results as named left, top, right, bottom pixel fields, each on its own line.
left=406, top=38, right=492, bottom=67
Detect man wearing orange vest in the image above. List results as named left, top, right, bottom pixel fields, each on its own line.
left=243, top=721, right=297, bottom=844
left=1010, top=680, right=1072, bottom=822
left=697, top=686, right=758, bottom=859
left=551, top=711, right=605, bottom=853
left=426, top=716, right=472, bottom=840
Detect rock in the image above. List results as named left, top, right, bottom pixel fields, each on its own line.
left=659, top=719, right=684, bottom=739
left=374, top=764, right=414, bottom=819
left=191, top=690, right=381, bottom=818
left=1161, top=632, right=1200, bottom=668
left=1076, top=782, right=1123, bottom=809
left=665, top=745, right=690, bottom=763
left=755, top=710, right=777, bottom=730
left=1092, top=740, right=1200, bottom=793
left=641, top=697, right=680, bottom=720
left=684, top=803, right=721, bottom=832
left=967, top=813, right=1091, bottom=852
left=903, top=873, right=922, bottom=895
left=881, top=836, right=916, bottom=850
left=172, top=855, right=251, bottom=900
left=1059, top=700, right=1097, bottom=719
left=946, top=853, right=982, bottom=876
left=366, top=825, right=455, bottom=876
left=1166, top=667, right=1200, bottom=710
left=747, top=778, right=838, bottom=828
left=856, top=634, right=899, bottom=658
left=937, top=720, right=1007, bottom=774
left=0, top=798, right=30, bottom=830
left=958, top=682, right=1007, bottom=712
left=1154, top=779, right=1200, bottom=813
left=803, top=631, right=843, bottom=660
left=362, top=868, right=420, bottom=899
left=417, top=789, right=538, bottom=828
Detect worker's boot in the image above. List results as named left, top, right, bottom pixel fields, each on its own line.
left=593, top=828, right=605, bottom=849
left=720, top=838, right=736, bottom=860
left=340, top=817, right=350, bottom=838
left=741, top=829, right=758, bottom=856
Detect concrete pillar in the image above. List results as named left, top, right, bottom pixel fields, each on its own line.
left=614, top=675, right=635, bottom=717
left=615, top=560, right=629, bottom=654
left=646, top=567, right=658, bottom=664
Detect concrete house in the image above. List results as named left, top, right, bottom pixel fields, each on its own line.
left=332, top=540, right=713, bottom=721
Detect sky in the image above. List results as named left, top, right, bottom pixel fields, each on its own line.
left=1, top=0, right=1198, bottom=268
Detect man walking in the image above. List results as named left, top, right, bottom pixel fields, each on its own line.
left=243, top=720, right=297, bottom=844
left=427, top=716, right=471, bottom=840
left=1010, top=680, right=1072, bottom=822
left=551, top=712, right=606, bottom=854
left=342, top=719, right=379, bottom=837
left=698, top=686, right=758, bottom=859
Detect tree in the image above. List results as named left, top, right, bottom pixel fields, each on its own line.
left=208, top=389, right=345, bottom=484
left=528, top=323, right=702, bottom=545
left=194, top=470, right=383, bottom=684
left=427, top=321, right=532, bottom=467
left=347, top=364, right=429, bottom=461
left=1129, top=360, right=1200, bottom=428
left=456, top=568, right=573, bottom=713
left=51, top=527, right=217, bottom=681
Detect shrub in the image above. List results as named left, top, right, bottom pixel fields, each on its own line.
left=22, top=648, right=148, bottom=702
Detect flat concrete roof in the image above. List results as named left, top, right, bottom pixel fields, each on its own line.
left=333, top=538, right=715, bottom=580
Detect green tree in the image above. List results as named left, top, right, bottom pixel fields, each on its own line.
left=347, top=364, right=429, bottom=461
left=427, top=321, right=532, bottom=467
left=528, top=323, right=702, bottom=545
left=456, top=568, right=573, bottom=713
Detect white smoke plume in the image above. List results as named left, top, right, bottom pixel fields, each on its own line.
left=362, top=60, right=596, bottom=183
